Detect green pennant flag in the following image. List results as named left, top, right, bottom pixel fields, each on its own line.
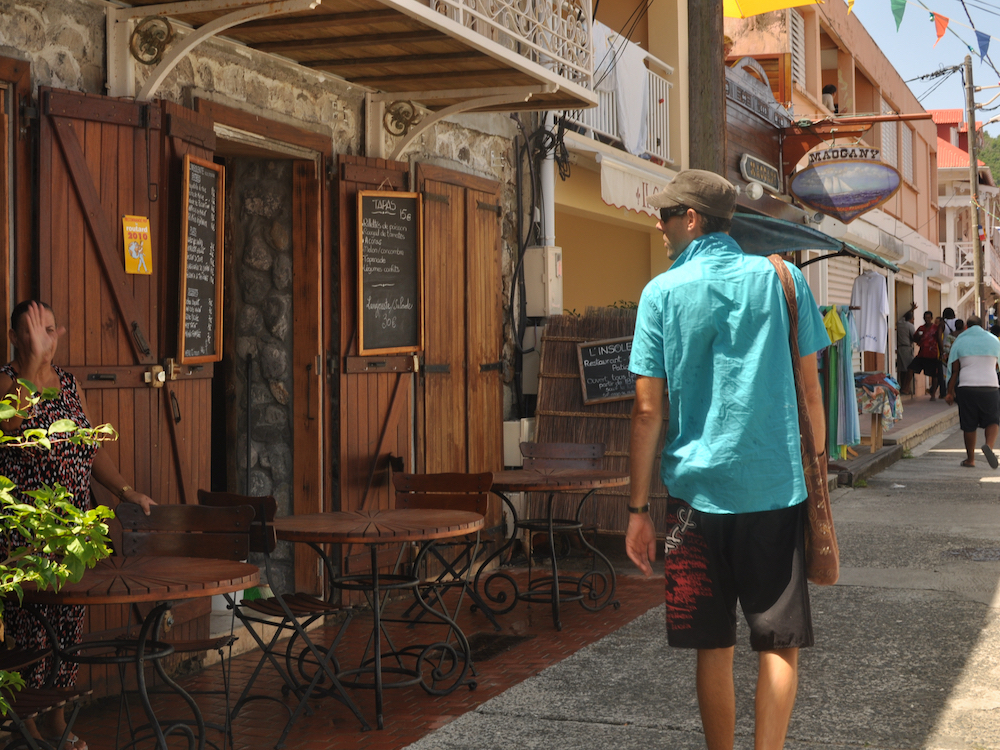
left=891, top=0, right=906, bottom=30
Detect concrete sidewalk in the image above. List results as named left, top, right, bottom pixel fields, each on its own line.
left=408, top=425, right=1000, bottom=750
left=833, top=394, right=958, bottom=486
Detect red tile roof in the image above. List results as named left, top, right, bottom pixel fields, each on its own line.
left=931, top=108, right=964, bottom=124
left=938, top=136, right=984, bottom=168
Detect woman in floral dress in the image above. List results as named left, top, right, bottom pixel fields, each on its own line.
left=0, top=301, right=154, bottom=750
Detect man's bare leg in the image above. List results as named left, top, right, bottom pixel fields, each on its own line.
left=755, top=648, right=798, bottom=750
left=697, top=647, right=735, bottom=750
left=965, top=430, right=977, bottom=464
left=986, top=423, right=998, bottom=449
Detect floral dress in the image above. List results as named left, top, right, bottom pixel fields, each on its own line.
left=0, top=364, right=98, bottom=688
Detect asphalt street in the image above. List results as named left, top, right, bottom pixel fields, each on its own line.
left=408, top=425, right=1000, bottom=750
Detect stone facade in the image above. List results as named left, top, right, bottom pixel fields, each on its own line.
left=228, top=159, right=296, bottom=590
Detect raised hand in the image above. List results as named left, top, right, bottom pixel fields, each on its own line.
left=22, top=302, right=65, bottom=368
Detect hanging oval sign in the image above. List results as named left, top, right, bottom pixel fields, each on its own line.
left=789, top=159, right=901, bottom=224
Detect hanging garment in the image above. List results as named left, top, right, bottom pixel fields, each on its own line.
left=824, top=306, right=846, bottom=344
left=591, top=21, right=617, bottom=93
left=850, top=271, right=889, bottom=355
left=612, top=35, right=650, bottom=156
left=837, top=308, right=861, bottom=449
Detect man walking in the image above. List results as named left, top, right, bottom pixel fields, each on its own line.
left=896, top=304, right=917, bottom=395
left=945, top=315, right=1000, bottom=469
left=625, top=169, right=829, bottom=750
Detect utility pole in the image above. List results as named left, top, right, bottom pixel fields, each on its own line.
left=688, top=0, right=726, bottom=172
left=965, top=55, right=985, bottom=318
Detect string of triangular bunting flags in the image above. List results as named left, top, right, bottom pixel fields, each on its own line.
left=883, top=0, right=993, bottom=61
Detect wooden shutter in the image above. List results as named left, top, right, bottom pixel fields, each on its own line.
left=37, top=90, right=217, bottom=695
left=415, top=164, right=503, bottom=537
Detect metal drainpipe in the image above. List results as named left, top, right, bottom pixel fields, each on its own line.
left=541, top=112, right=556, bottom=247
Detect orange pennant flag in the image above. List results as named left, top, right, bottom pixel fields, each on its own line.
left=933, top=13, right=949, bottom=47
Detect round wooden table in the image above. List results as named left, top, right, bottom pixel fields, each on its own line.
left=22, top=556, right=259, bottom=605
left=477, top=469, right=629, bottom=630
left=273, top=508, right=484, bottom=730
left=20, top=556, right=259, bottom=750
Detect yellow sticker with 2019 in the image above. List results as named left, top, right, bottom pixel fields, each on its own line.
left=122, top=215, right=152, bottom=275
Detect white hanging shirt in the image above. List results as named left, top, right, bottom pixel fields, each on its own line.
left=850, top=270, right=889, bottom=355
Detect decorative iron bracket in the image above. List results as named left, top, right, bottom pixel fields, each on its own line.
left=365, top=85, right=555, bottom=159
left=106, top=0, right=322, bottom=100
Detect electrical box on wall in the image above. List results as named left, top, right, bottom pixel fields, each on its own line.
left=524, top=245, right=562, bottom=317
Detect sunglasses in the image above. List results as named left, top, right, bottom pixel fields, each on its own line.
left=659, top=206, right=690, bottom=222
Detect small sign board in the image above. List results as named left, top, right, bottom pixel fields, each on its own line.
left=122, top=215, right=152, bottom=274
left=576, top=336, right=636, bottom=404
left=178, top=154, right=225, bottom=364
left=739, top=154, right=781, bottom=194
left=357, top=191, right=423, bottom=355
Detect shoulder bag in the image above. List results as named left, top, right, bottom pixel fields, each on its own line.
left=768, top=255, right=840, bottom=586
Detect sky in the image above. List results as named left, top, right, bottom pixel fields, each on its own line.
left=850, top=0, right=1000, bottom=135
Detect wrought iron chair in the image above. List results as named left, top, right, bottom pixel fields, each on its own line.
left=0, top=645, right=92, bottom=750
left=391, top=472, right=498, bottom=631
left=196, top=489, right=370, bottom=747
left=114, top=502, right=256, bottom=750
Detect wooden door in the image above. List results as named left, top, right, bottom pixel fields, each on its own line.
left=415, top=164, right=503, bottom=478
left=335, top=155, right=413, bottom=577
left=37, top=89, right=216, bottom=695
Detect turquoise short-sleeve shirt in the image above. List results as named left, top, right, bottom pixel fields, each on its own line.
left=629, top=232, right=829, bottom=515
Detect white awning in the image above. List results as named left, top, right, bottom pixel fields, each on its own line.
left=597, top=153, right=671, bottom=218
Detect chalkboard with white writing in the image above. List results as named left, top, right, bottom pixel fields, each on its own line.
left=357, top=191, right=423, bottom=355
left=576, top=336, right=636, bottom=404
left=178, top=154, right=225, bottom=364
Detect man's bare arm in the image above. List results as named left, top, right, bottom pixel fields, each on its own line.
left=946, top=360, right=961, bottom=405
left=625, top=375, right=665, bottom=576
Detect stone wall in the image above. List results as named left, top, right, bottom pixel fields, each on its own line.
left=228, top=158, right=296, bottom=591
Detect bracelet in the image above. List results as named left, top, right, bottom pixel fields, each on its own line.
left=117, top=484, right=133, bottom=502
left=628, top=503, right=650, bottom=514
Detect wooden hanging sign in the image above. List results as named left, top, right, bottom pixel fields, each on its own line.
left=357, top=191, right=423, bottom=355
left=178, top=154, right=225, bottom=364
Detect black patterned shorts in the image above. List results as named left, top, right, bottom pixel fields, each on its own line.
left=663, top=496, right=813, bottom=651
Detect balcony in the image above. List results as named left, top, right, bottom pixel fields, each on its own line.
left=944, top=241, right=972, bottom=279
left=562, top=51, right=673, bottom=164
left=115, top=0, right=598, bottom=112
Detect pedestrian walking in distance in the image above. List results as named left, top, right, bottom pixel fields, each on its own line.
left=945, top=315, right=1000, bottom=469
left=625, top=169, right=829, bottom=750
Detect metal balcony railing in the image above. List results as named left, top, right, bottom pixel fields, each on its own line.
left=430, top=0, right=594, bottom=89
left=561, top=51, right=673, bottom=163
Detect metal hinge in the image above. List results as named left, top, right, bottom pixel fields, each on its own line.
left=423, top=363, right=451, bottom=373
left=480, top=361, right=503, bottom=372
left=477, top=201, right=501, bottom=215
left=422, top=191, right=449, bottom=205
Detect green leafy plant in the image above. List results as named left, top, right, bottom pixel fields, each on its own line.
left=608, top=300, right=638, bottom=310
left=0, top=381, right=116, bottom=714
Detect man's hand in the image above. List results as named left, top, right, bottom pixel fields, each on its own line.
left=945, top=392, right=955, bottom=405
left=625, top=512, right=657, bottom=577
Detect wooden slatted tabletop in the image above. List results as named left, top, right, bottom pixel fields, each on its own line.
left=273, top=508, right=484, bottom=545
left=19, top=557, right=259, bottom=606
left=491, top=469, right=630, bottom=494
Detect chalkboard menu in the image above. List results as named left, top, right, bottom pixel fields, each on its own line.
left=577, top=336, right=636, bottom=404
left=178, top=154, right=225, bottom=364
left=357, top=191, right=423, bottom=355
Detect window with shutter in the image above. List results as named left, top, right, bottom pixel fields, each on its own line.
left=881, top=98, right=897, bottom=169
left=901, top=125, right=913, bottom=183
left=790, top=10, right=806, bottom=88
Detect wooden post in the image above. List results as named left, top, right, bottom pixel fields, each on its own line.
left=688, top=0, right=726, bottom=173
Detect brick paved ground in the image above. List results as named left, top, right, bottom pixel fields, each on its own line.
left=70, top=569, right=663, bottom=749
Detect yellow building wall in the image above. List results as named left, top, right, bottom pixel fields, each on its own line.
left=556, top=210, right=655, bottom=312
